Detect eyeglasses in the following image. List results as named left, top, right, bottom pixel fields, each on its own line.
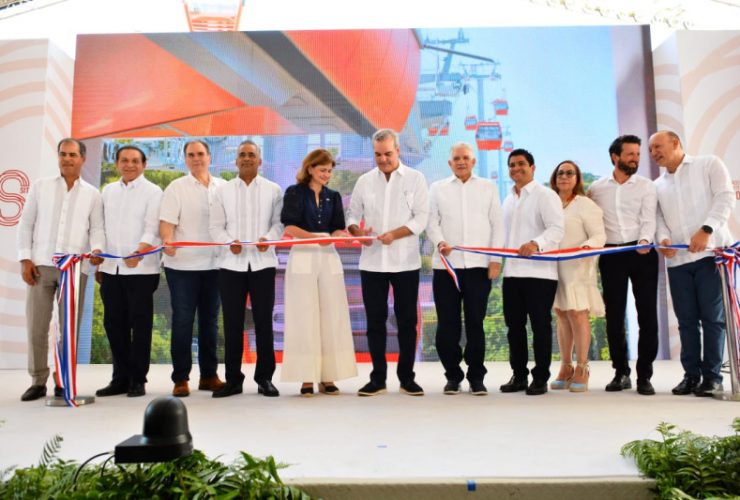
left=556, top=170, right=576, bottom=177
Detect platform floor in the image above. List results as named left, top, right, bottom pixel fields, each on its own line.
left=0, top=361, right=737, bottom=483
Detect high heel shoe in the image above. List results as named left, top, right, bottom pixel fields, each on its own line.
left=319, top=382, right=340, bottom=395
left=550, top=363, right=574, bottom=390
left=569, top=362, right=589, bottom=392
left=300, top=384, right=314, bottom=397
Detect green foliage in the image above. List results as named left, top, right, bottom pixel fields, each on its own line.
left=621, top=418, right=740, bottom=499
left=220, top=171, right=239, bottom=181
left=0, top=436, right=310, bottom=499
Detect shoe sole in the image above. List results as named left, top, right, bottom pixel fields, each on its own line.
left=400, top=388, right=424, bottom=396
left=358, top=389, right=387, bottom=397
left=443, top=390, right=460, bottom=395
left=470, top=391, right=488, bottom=396
left=257, top=389, right=280, bottom=397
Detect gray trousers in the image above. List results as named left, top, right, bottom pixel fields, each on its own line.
left=26, top=265, right=88, bottom=386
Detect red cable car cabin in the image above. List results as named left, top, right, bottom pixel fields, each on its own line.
left=503, top=140, right=514, bottom=152
left=464, top=115, right=477, bottom=130
left=493, top=99, right=509, bottom=116
left=475, top=122, right=503, bottom=150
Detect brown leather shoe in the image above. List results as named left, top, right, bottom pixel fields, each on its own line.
left=173, top=380, right=190, bottom=397
left=198, top=375, right=225, bottom=392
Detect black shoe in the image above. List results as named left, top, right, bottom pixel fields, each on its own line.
left=672, top=376, right=700, bottom=395
left=127, top=383, right=146, bottom=397
left=605, top=374, right=632, bottom=392
left=257, top=380, right=280, bottom=397
left=300, top=385, right=314, bottom=397
left=54, top=386, right=64, bottom=398
left=693, top=380, right=723, bottom=397
left=21, top=385, right=47, bottom=402
left=500, top=375, right=528, bottom=393
left=636, top=379, right=655, bottom=396
left=212, top=382, right=243, bottom=398
left=357, top=380, right=387, bottom=396
left=526, top=379, right=548, bottom=396
left=443, top=381, right=460, bottom=395
left=400, top=380, right=424, bottom=396
left=469, top=380, right=488, bottom=396
left=95, top=382, right=128, bottom=397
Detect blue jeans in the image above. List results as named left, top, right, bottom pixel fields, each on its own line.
left=667, top=257, right=726, bottom=383
left=164, top=268, right=220, bottom=383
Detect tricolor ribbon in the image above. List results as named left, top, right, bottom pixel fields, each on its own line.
left=714, top=243, right=740, bottom=384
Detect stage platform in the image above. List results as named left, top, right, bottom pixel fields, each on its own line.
left=1, top=361, right=737, bottom=499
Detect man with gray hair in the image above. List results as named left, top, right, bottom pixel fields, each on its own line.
left=209, top=140, right=283, bottom=398
left=348, top=129, right=429, bottom=396
left=427, top=142, right=504, bottom=395
left=650, top=130, right=734, bottom=397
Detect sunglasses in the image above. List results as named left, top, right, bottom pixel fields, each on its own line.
left=556, top=170, right=576, bottom=177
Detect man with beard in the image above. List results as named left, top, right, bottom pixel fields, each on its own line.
left=588, top=135, right=658, bottom=396
left=650, top=131, right=734, bottom=397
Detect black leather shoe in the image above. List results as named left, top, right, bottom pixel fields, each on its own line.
left=443, top=381, right=460, bottom=395
left=526, top=379, right=548, bottom=396
left=693, top=379, right=723, bottom=397
left=127, top=383, right=146, bottom=397
left=213, top=382, right=243, bottom=398
left=54, top=386, right=64, bottom=398
left=469, top=380, right=488, bottom=396
left=96, top=382, right=128, bottom=397
left=257, top=380, right=280, bottom=397
left=500, top=375, right=528, bottom=393
left=357, top=380, right=387, bottom=396
left=636, top=379, right=655, bottom=396
left=605, top=374, right=631, bottom=392
left=21, top=385, right=47, bottom=402
left=672, top=376, right=700, bottom=395
left=400, top=380, right=424, bottom=396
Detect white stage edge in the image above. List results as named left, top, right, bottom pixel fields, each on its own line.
left=0, top=361, right=736, bottom=485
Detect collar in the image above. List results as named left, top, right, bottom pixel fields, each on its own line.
left=448, top=174, right=478, bottom=185
left=118, top=174, right=145, bottom=189
left=375, top=162, right=408, bottom=179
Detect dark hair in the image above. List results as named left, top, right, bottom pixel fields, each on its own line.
left=115, top=145, right=147, bottom=163
left=57, top=138, right=86, bottom=157
left=508, top=148, right=534, bottom=166
left=183, top=140, right=210, bottom=156
left=549, top=160, right=585, bottom=196
left=297, top=149, right=335, bottom=185
left=608, top=134, right=641, bottom=161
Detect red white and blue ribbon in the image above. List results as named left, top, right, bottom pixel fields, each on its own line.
left=51, top=253, right=85, bottom=407
left=714, top=243, right=740, bottom=384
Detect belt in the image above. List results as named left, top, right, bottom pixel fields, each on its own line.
left=604, top=240, right=639, bottom=248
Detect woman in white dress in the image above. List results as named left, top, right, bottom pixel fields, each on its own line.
left=280, top=149, right=357, bottom=396
left=549, top=161, right=606, bottom=392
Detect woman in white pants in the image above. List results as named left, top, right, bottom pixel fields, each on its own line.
left=280, top=149, right=357, bottom=396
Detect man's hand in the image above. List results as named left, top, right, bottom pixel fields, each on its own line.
left=438, top=241, right=452, bottom=257
left=89, top=249, right=104, bottom=266
left=518, top=241, right=538, bottom=257
left=256, top=237, right=269, bottom=253
left=230, top=240, right=242, bottom=255
left=658, top=238, right=677, bottom=258
left=349, top=224, right=374, bottom=246
left=688, top=229, right=710, bottom=253
left=636, top=239, right=650, bottom=255
left=163, top=241, right=177, bottom=257
left=21, top=259, right=39, bottom=286
left=488, top=262, right=501, bottom=280
left=378, top=231, right=395, bottom=245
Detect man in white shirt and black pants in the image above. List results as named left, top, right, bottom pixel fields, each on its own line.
left=160, top=140, right=226, bottom=397
left=17, top=138, right=105, bottom=401
left=588, top=135, right=658, bottom=395
left=500, top=148, right=564, bottom=395
left=96, top=145, right=162, bottom=398
left=650, top=130, right=735, bottom=397
left=209, top=140, right=283, bottom=398
left=427, top=142, right=504, bottom=395
left=348, top=129, right=429, bottom=396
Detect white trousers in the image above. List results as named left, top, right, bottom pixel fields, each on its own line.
left=281, top=244, right=357, bottom=382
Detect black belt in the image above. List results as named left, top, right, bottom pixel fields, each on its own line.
left=604, top=240, right=639, bottom=248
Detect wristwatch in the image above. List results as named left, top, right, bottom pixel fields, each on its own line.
left=701, top=225, right=713, bottom=234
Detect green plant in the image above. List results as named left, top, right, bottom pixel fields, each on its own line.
left=621, top=418, right=740, bottom=499
left=0, top=435, right=311, bottom=499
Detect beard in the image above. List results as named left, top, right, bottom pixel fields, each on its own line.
left=617, top=159, right=638, bottom=176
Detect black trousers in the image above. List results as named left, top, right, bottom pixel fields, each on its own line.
left=598, top=247, right=659, bottom=380
left=502, top=277, right=558, bottom=381
left=219, top=267, right=276, bottom=385
left=361, top=270, right=419, bottom=384
left=433, top=268, right=491, bottom=383
left=100, top=272, right=160, bottom=385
